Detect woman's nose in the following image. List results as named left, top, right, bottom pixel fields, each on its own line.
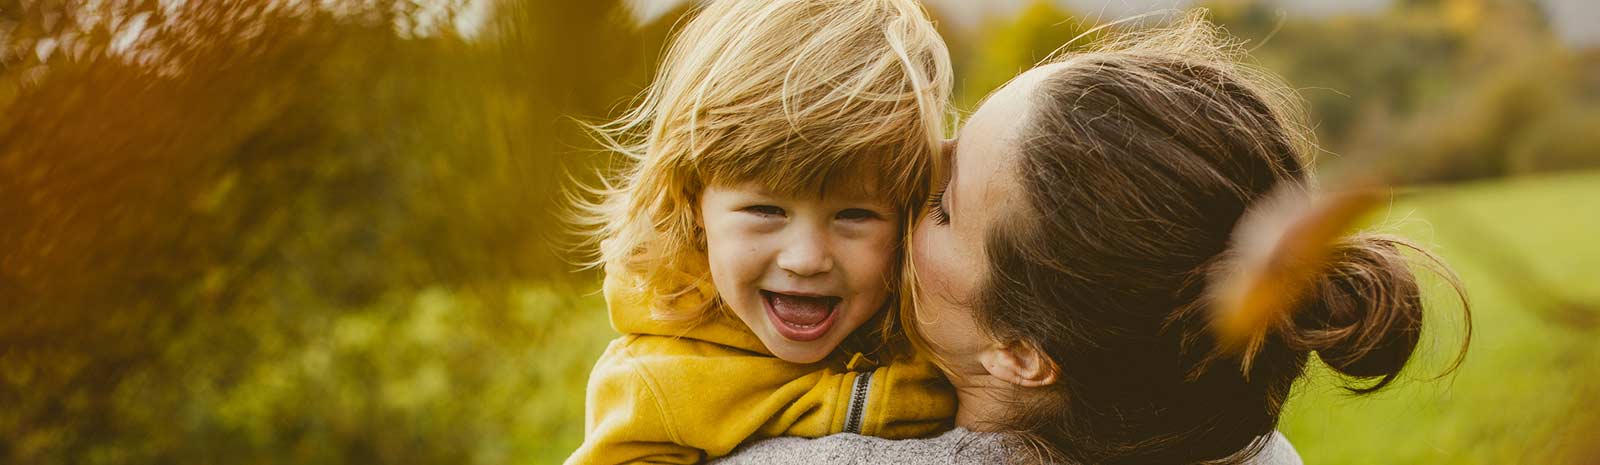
left=776, top=235, right=834, bottom=277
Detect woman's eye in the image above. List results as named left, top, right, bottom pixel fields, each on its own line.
left=742, top=205, right=785, bottom=217
left=836, top=208, right=879, bottom=221
left=926, top=187, right=950, bottom=226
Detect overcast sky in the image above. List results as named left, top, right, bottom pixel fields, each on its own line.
left=624, top=0, right=1599, bottom=47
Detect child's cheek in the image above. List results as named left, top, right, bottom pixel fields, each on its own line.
left=862, top=222, right=900, bottom=288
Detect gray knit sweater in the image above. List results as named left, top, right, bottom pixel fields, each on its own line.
left=712, top=428, right=1303, bottom=465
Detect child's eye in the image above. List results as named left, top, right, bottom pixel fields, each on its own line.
left=836, top=208, right=880, bottom=221
left=742, top=205, right=785, bottom=217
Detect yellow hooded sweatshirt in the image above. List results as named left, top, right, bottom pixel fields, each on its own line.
left=564, top=272, right=956, bottom=465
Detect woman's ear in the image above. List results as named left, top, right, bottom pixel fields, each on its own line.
left=978, top=341, right=1058, bottom=387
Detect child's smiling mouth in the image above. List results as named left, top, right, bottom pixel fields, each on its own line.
left=760, top=290, right=843, bottom=342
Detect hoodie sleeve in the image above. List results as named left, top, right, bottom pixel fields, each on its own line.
left=568, top=331, right=933, bottom=464
left=564, top=337, right=705, bottom=465
left=859, top=352, right=958, bottom=439
left=574, top=270, right=954, bottom=463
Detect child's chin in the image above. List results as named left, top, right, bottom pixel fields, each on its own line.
left=767, top=340, right=833, bottom=364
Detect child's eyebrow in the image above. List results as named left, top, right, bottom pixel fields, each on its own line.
left=729, top=182, right=778, bottom=198
left=827, top=187, right=889, bottom=206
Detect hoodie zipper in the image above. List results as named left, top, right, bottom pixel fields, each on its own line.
left=842, top=369, right=874, bottom=434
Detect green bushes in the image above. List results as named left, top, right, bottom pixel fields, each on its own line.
left=1, top=1, right=659, bottom=463
left=956, top=0, right=1600, bottom=184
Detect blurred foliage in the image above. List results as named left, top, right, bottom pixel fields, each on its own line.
left=954, top=0, right=1600, bottom=184
left=2, top=0, right=681, bottom=462
left=2, top=0, right=1597, bottom=464
left=944, top=1, right=1105, bottom=110
left=1209, top=0, right=1600, bottom=183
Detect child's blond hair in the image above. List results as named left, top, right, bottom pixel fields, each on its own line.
left=575, top=0, right=952, bottom=320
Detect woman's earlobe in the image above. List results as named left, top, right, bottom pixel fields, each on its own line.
left=979, top=341, right=1059, bottom=388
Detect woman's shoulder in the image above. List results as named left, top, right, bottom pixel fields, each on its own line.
left=713, top=428, right=1018, bottom=465
left=1244, top=431, right=1304, bottom=465
left=713, top=429, right=1304, bottom=465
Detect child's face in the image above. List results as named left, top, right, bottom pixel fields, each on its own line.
left=699, top=179, right=899, bottom=363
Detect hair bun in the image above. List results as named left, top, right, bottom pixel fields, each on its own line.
left=1206, top=185, right=1465, bottom=392
left=1289, top=234, right=1425, bottom=389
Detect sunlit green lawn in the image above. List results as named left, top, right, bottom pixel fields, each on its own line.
left=541, top=171, right=1600, bottom=464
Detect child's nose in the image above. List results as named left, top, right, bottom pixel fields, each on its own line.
left=776, top=236, right=833, bottom=277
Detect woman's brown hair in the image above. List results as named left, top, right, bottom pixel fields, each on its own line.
left=970, top=12, right=1470, bottom=464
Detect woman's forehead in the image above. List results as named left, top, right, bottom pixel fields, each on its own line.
left=948, top=63, right=1068, bottom=233
left=958, top=63, right=1064, bottom=160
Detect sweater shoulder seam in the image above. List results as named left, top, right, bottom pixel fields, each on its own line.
left=614, top=334, right=686, bottom=446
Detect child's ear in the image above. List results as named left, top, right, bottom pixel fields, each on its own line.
left=978, top=340, right=1058, bottom=388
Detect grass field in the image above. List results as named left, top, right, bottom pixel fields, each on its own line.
left=541, top=171, right=1600, bottom=464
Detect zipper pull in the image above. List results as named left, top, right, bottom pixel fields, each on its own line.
left=846, top=352, right=877, bottom=371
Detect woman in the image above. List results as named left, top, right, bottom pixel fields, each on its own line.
left=718, top=13, right=1466, bottom=465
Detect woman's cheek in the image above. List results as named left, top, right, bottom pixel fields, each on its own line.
left=913, top=226, right=971, bottom=306
left=910, top=226, right=941, bottom=280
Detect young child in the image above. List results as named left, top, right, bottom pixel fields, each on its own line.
left=565, top=0, right=956, bottom=464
